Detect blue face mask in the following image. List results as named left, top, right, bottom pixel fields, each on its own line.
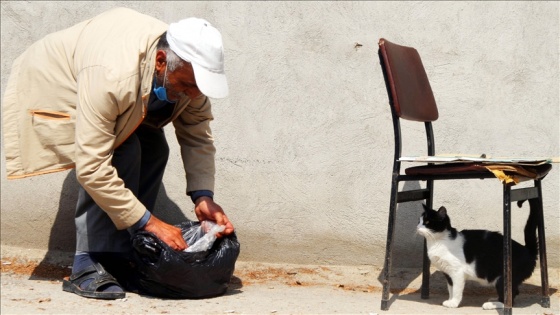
left=153, top=66, right=174, bottom=103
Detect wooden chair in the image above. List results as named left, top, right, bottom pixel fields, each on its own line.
left=377, top=38, right=552, bottom=315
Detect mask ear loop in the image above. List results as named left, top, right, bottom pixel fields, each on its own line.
left=154, top=62, right=168, bottom=89
left=162, top=63, right=168, bottom=88
left=153, top=63, right=173, bottom=102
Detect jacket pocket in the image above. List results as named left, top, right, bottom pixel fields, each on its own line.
left=29, top=110, right=75, bottom=146
left=29, top=110, right=71, bottom=120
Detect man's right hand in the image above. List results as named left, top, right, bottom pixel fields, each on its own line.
left=142, top=215, right=187, bottom=251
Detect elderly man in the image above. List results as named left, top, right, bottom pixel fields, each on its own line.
left=2, top=7, right=234, bottom=299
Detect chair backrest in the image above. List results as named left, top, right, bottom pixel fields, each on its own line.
left=378, top=38, right=439, bottom=122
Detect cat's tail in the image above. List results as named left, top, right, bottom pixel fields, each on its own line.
left=518, top=199, right=539, bottom=259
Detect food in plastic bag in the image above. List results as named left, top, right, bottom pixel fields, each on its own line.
left=130, top=220, right=240, bottom=299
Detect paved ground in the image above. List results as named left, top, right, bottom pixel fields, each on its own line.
left=1, top=248, right=558, bottom=314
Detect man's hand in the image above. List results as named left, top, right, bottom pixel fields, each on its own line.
left=194, top=197, right=234, bottom=237
left=143, top=215, right=187, bottom=251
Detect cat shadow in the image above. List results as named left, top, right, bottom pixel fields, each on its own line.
left=29, top=170, right=188, bottom=281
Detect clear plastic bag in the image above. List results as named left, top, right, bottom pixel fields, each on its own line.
left=183, top=220, right=226, bottom=253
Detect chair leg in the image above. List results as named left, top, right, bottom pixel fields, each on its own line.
left=421, top=241, right=430, bottom=299
left=421, top=180, right=434, bottom=299
left=503, top=184, right=513, bottom=315
left=535, top=180, right=550, bottom=308
left=381, top=179, right=399, bottom=311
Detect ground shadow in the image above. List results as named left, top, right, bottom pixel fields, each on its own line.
left=223, top=278, right=244, bottom=296
left=28, top=170, right=78, bottom=280
left=30, top=170, right=187, bottom=281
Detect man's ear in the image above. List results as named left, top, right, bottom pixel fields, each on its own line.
left=154, top=50, right=167, bottom=73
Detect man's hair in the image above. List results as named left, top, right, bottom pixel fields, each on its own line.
left=157, top=32, right=186, bottom=72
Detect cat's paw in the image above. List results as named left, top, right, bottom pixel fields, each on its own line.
left=443, top=300, right=460, bottom=308
left=482, top=301, right=504, bottom=310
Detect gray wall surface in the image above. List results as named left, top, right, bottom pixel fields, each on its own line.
left=1, top=1, right=559, bottom=269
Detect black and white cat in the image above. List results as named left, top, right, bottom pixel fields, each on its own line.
left=416, top=200, right=538, bottom=309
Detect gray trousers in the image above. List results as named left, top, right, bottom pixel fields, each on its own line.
left=75, top=125, right=169, bottom=253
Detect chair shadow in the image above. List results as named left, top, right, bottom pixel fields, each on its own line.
left=29, top=170, right=188, bottom=281
left=376, top=180, right=439, bottom=308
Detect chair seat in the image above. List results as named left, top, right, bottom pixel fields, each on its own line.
left=405, top=162, right=552, bottom=180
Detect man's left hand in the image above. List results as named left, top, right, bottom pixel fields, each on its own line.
left=194, top=197, right=234, bottom=237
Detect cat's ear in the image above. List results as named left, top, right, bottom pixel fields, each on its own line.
left=422, top=203, right=430, bottom=211
left=437, top=206, right=447, bottom=218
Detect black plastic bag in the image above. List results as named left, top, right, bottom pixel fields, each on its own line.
left=131, top=220, right=240, bottom=299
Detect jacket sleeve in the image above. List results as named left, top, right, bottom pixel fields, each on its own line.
left=74, top=66, right=146, bottom=230
left=172, top=95, right=216, bottom=194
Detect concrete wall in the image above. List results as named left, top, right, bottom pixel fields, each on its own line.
left=1, top=1, right=558, bottom=268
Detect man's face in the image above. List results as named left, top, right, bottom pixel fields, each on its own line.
left=154, top=50, right=203, bottom=101
left=165, top=62, right=203, bottom=102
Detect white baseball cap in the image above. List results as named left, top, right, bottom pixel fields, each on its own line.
left=167, top=18, right=229, bottom=99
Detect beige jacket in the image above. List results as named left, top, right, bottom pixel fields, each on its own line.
left=2, top=8, right=216, bottom=229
